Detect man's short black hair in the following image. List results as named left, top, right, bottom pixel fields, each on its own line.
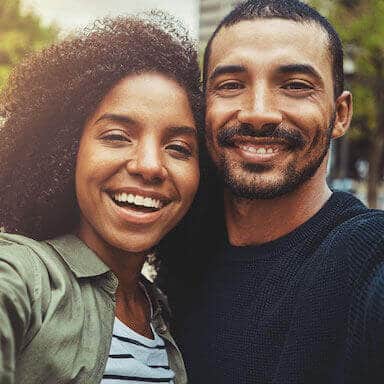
left=203, top=0, right=344, bottom=99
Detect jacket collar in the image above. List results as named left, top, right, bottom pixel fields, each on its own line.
left=46, top=234, right=110, bottom=278
left=140, top=275, right=170, bottom=321
left=47, top=235, right=164, bottom=306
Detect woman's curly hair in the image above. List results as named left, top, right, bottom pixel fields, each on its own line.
left=0, top=11, right=202, bottom=240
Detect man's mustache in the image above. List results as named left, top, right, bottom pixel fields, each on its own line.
left=217, top=123, right=306, bottom=149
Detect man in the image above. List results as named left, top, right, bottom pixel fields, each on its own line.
left=170, top=0, right=384, bottom=383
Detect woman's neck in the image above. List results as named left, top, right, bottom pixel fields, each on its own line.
left=75, top=226, right=154, bottom=337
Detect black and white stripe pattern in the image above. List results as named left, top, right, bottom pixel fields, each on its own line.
left=101, top=318, right=174, bottom=384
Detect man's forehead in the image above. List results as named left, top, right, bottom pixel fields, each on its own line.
left=208, top=18, right=331, bottom=72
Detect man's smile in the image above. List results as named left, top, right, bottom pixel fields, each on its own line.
left=217, top=124, right=306, bottom=151
left=219, top=136, right=295, bottom=164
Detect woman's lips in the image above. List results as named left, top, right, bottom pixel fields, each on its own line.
left=106, top=192, right=168, bottom=225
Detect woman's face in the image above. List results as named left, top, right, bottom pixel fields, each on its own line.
left=75, top=72, right=199, bottom=255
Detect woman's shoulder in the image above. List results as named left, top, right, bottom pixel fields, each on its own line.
left=0, top=233, right=57, bottom=309
left=0, top=232, right=69, bottom=281
left=0, top=232, right=55, bottom=261
left=0, top=232, right=45, bottom=264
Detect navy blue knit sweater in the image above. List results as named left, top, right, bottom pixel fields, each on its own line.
left=176, top=192, right=384, bottom=383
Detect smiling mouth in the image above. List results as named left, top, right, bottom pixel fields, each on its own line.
left=237, top=143, right=281, bottom=154
left=227, top=138, right=293, bottom=164
left=110, top=192, right=166, bottom=213
left=234, top=138, right=289, bottom=152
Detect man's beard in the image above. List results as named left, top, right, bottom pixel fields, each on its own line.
left=215, top=118, right=334, bottom=200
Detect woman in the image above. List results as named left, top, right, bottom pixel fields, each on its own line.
left=0, top=12, right=201, bottom=384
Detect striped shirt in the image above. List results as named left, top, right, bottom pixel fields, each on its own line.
left=101, top=317, right=175, bottom=383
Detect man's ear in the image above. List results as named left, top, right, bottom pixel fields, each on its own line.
left=332, top=91, right=353, bottom=139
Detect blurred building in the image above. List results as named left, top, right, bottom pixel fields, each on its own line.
left=199, top=0, right=242, bottom=49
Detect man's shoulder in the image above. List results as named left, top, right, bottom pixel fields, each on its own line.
left=326, top=206, right=384, bottom=248
left=319, top=203, right=384, bottom=281
left=300, top=192, right=383, bottom=255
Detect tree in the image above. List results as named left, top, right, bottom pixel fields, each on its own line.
left=310, top=0, right=384, bottom=207
left=0, top=0, right=58, bottom=89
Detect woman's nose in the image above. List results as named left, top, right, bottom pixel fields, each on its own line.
left=125, top=140, right=168, bottom=183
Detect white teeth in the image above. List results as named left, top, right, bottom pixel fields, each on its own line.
left=239, top=144, right=276, bottom=154
left=112, top=192, right=163, bottom=209
left=134, top=195, right=144, bottom=205
left=239, top=145, right=256, bottom=153
left=143, top=197, right=152, bottom=207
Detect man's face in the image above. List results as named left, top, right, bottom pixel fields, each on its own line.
left=205, top=19, right=350, bottom=199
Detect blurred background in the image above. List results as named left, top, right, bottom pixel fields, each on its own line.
left=1, top=0, right=383, bottom=208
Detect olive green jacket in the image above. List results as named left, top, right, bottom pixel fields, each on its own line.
left=0, top=233, right=187, bottom=384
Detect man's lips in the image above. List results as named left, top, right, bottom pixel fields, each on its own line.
left=217, top=124, right=306, bottom=150
left=230, top=139, right=290, bottom=163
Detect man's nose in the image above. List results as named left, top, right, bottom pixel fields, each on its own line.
left=237, top=84, right=282, bottom=129
left=125, top=139, right=168, bottom=183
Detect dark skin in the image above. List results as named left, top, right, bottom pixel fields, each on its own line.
left=76, top=73, right=199, bottom=338
left=114, top=253, right=152, bottom=338
left=205, top=19, right=353, bottom=246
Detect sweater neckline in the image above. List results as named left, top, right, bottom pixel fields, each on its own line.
left=221, top=191, right=363, bottom=262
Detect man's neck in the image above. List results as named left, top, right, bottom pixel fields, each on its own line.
left=225, top=178, right=332, bottom=246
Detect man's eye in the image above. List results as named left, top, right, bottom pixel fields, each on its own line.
left=217, top=81, right=243, bottom=91
left=166, top=143, right=192, bottom=158
left=283, top=81, right=313, bottom=90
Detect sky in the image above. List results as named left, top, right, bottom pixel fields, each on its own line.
left=22, top=0, right=199, bottom=38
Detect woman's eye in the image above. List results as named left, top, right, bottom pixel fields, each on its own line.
left=101, top=133, right=130, bottom=142
left=166, top=143, right=192, bottom=158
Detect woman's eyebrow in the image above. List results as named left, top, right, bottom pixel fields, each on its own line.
left=94, top=115, right=196, bottom=138
left=94, top=113, right=136, bottom=126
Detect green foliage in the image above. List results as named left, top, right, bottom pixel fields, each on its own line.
left=309, top=0, right=384, bottom=142
left=308, top=0, right=384, bottom=205
left=0, top=0, right=58, bottom=88
left=347, top=83, right=375, bottom=140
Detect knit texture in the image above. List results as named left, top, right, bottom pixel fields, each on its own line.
left=176, top=191, right=384, bottom=383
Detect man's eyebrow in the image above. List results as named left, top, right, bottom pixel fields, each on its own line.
left=166, top=125, right=197, bottom=138
left=208, top=64, right=246, bottom=82
left=94, top=113, right=136, bottom=125
left=277, top=64, right=322, bottom=81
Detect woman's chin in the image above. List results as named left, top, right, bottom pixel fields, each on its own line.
left=109, top=235, right=158, bottom=256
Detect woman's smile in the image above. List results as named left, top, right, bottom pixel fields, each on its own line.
left=75, top=72, right=199, bottom=255
left=104, top=187, right=174, bottom=225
